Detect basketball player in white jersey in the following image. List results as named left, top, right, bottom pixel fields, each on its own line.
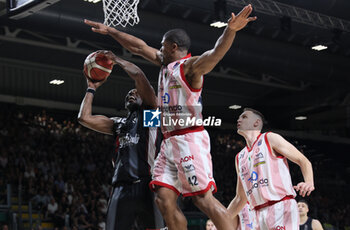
left=85, top=5, right=256, bottom=230
left=228, top=108, right=315, bottom=230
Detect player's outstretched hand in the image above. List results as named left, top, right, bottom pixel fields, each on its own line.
left=294, top=182, right=315, bottom=197
left=84, top=19, right=110, bottom=35
left=227, top=4, right=257, bottom=32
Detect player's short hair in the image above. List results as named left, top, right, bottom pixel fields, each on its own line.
left=298, top=199, right=309, bottom=207
left=243, top=108, right=265, bottom=128
left=163, top=29, right=191, bottom=51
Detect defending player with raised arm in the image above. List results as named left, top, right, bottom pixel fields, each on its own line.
left=85, top=6, right=256, bottom=230
left=78, top=51, right=164, bottom=230
left=85, top=4, right=256, bottom=89
left=228, top=108, right=314, bottom=230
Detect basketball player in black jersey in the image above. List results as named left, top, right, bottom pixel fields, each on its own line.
left=78, top=51, right=164, bottom=230
left=298, top=200, right=323, bottom=230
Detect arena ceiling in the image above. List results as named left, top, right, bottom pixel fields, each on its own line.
left=0, top=0, right=349, bottom=142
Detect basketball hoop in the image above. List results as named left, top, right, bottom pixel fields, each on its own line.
left=102, top=0, right=140, bottom=27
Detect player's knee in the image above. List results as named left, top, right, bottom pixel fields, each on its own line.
left=155, top=187, right=178, bottom=211
left=154, top=193, right=163, bottom=208
left=155, top=193, right=171, bottom=211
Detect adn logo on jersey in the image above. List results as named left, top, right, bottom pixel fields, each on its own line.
left=180, top=155, right=194, bottom=164
left=143, top=109, right=161, bottom=127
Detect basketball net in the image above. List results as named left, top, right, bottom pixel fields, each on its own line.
left=103, top=0, right=140, bottom=27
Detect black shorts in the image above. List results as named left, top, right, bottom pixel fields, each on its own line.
left=106, top=178, right=164, bottom=230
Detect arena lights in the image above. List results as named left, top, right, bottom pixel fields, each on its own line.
left=83, top=0, right=102, bottom=3
left=49, top=79, right=64, bottom=85
left=229, top=105, right=242, bottom=110
left=295, top=116, right=307, bottom=120
left=311, top=45, right=328, bottom=51
left=210, top=21, right=228, bottom=28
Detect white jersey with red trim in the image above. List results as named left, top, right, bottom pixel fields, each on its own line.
left=158, top=54, right=203, bottom=134
left=237, top=132, right=296, bottom=208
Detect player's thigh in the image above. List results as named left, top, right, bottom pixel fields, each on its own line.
left=151, top=139, right=181, bottom=194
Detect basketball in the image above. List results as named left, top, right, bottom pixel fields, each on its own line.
left=83, top=51, right=114, bottom=82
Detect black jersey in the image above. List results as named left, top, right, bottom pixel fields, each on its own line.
left=111, top=107, right=162, bottom=184
left=300, top=217, right=313, bottom=230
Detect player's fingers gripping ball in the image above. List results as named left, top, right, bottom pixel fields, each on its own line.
left=84, top=51, right=114, bottom=82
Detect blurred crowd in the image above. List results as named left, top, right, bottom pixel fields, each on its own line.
left=0, top=103, right=349, bottom=230
left=0, top=104, right=113, bottom=230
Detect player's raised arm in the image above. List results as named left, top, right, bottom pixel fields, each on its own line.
left=183, top=5, right=256, bottom=89
left=266, top=132, right=315, bottom=197
left=77, top=76, right=114, bottom=135
left=101, top=51, right=157, bottom=109
left=84, top=19, right=162, bottom=66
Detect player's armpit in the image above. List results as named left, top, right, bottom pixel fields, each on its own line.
left=182, top=56, right=204, bottom=90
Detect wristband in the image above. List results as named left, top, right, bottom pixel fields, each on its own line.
left=86, top=88, right=96, bottom=95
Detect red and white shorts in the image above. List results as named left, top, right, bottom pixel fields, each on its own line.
left=238, top=203, right=256, bottom=230
left=150, top=130, right=216, bottom=197
left=255, top=199, right=299, bottom=230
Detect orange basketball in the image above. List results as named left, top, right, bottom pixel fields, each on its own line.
left=83, top=51, right=114, bottom=82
